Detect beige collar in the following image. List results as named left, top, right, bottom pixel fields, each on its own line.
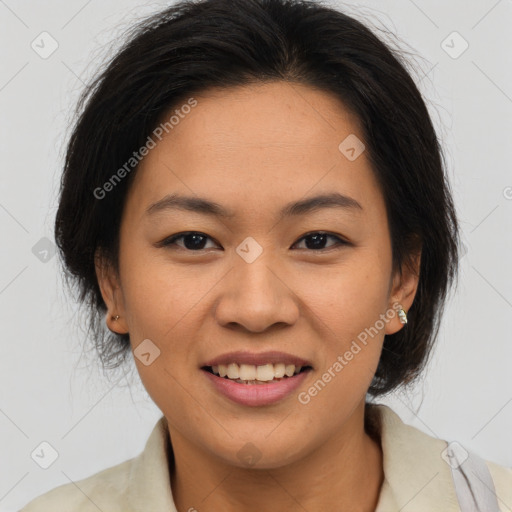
left=127, top=404, right=461, bottom=512
left=372, top=404, right=460, bottom=511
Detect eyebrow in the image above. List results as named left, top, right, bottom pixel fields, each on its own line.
left=145, top=192, right=363, bottom=220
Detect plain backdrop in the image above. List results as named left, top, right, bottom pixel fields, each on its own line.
left=1, top=0, right=511, bottom=509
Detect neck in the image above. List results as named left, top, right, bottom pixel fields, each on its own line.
left=168, top=402, right=384, bottom=512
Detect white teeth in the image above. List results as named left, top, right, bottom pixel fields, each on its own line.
left=239, top=364, right=256, bottom=380
left=209, top=363, right=307, bottom=382
left=274, top=363, right=285, bottom=378
left=227, top=363, right=239, bottom=379
left=256, top=364, right=275, bottom=382
left=285, top=364, right=295, bottom=377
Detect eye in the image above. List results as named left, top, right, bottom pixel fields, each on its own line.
left=158, top=230, right=348, bottom=252
left=292, top=231, right=348, bottom=251
left=159, top=231, right=221, bottom=251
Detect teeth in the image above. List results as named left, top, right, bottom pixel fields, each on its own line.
left=227, top=363, right=239, bottom=379
left=274, top=363, right=285, bottom=378
left=256, top=364, right=275, bottom=381
left=210, top=363, right=306, bottom=382
left=239, top=364, right=256, bottom=380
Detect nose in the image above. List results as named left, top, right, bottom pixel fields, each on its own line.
left=214, top=256, right=300, bottom=333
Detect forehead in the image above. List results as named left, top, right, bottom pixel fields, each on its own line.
left=166, top=81, right=363, bottom=150
left=126, top=81, right=383, bottom=220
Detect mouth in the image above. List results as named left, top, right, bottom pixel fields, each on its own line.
left=200, top=351, right=314, bottom=406
left=201, top=363, right=313, bottom=385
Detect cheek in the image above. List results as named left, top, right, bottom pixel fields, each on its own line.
left=293, top=251, right=391, bottom=391
left=117, top=249, right=223, bottom=404
left=295, top=270, right=389, bottom=422
left=119, top=258, right=209, bottom=415
left=296, top=254, right=392, bottom=337
left=118, top=243, right=218, bottom=337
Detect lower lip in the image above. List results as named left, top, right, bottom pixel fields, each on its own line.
left=202, top=369, right=311, bottom=407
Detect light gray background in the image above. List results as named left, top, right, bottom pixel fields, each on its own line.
left=1, top=0, right=511, bottom=509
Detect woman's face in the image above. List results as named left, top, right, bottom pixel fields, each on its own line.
left=98, top=81, right=418, bottom=468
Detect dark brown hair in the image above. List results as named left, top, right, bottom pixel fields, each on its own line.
left=55, top=0, right=459, bottom=397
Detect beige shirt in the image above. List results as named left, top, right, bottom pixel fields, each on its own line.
left=20, top=404, right=512, bottom=511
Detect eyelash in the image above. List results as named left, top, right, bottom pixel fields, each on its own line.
left=158, top=231, right=349, bottom=252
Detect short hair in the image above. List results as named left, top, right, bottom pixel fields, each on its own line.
left=55, top=0, right=459, bottom=397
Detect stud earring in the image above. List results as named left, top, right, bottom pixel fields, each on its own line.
left=398, top=308, right=408, bottom=325
left=112, top=314, right=120, bottom=321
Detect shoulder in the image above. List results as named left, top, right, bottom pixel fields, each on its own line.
left=19, top=416, right=171, bottom=512
left=370, top=403, right=512, bottom=511
left=487, top=460, right=512, bottom=510
left=19, top=458, right=134, bottom=511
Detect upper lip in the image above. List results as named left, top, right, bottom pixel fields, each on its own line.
left=201, top=350, right=313, bottom=368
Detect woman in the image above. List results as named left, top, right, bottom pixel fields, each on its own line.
left=20, top=0, right=512, bottom=510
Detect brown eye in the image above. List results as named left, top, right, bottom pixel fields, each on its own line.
left=293, top=232, right=348, bottom=250
left=160, top=232, right=220, bottom=251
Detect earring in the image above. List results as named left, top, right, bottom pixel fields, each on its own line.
left=398, top=308, right=408, bottom=325
left=112, top=314, right=120, bottom=321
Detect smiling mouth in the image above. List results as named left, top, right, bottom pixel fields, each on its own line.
left=202, top=363, right=313, bottom=385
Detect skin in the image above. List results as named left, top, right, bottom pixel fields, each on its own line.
left=96, top=81, right=420, bottom=512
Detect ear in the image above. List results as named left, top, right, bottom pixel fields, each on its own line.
left=94, top=249, right=129, bottom=334
left=385, top=249, right=421, bottom=335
